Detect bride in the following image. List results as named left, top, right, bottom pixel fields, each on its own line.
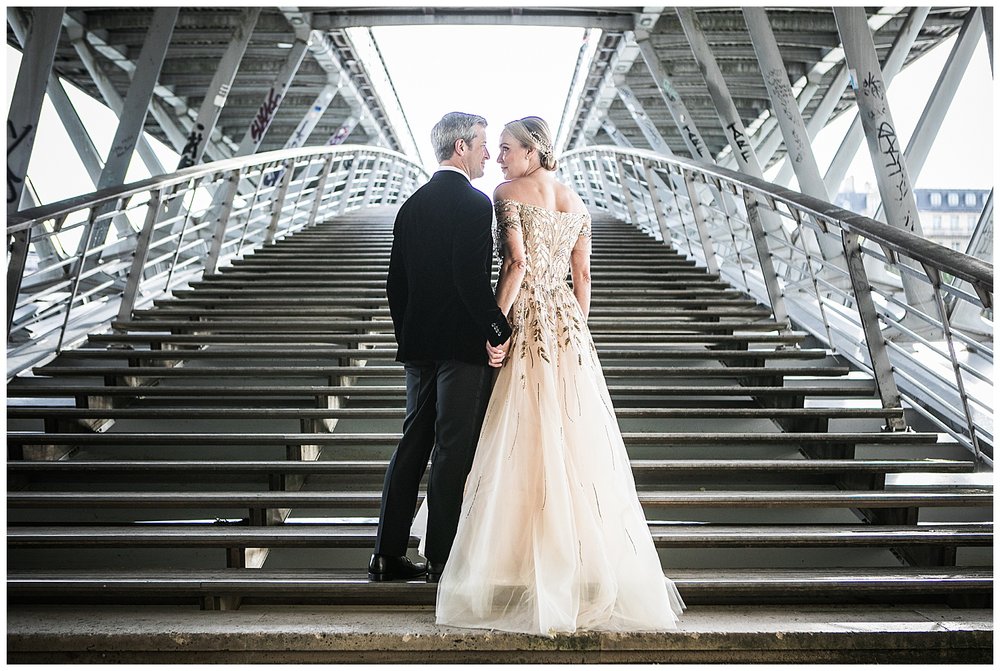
left=423, top=116, right=685, bottom=635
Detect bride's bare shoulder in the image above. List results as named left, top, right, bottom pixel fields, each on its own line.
left=554, top=182, right=588, bottom=215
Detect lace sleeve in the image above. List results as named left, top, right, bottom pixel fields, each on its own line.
left=578, top=212, right=593, bottom=239
left=494, top=199, right=523, bottom=261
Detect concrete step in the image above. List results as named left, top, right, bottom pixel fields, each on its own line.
left=8, top=488, right=992, bottom=512
left=8, top=522, right=992, bottom=549
left=7, top=567, right=991, bottom=606
left=6, top=603, right=990, bottom=663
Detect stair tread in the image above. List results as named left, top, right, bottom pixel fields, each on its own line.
left=7, top=431, right=941, bottom=445
left=6, top=458, right=972, bottom=473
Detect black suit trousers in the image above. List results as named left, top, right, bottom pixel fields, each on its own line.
left=374, top=358, right=493, bottom=562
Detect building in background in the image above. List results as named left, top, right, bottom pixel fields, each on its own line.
left=834, top=177, right=987, bottom=252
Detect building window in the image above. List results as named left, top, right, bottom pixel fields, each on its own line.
left=932, top=215, right=942, bottom=229
left=948, top=192, right=959, bottom=206
left=930, top=192, right=942, bottom=206
left=951, top=215, right=961, bottom=230
left=965, top=192, right=978, bottom=206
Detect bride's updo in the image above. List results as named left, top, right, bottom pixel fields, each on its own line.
left=504, top=116, right=558, bottom=171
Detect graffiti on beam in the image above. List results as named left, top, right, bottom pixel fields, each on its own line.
left=726, top=122, right=751, bottom=164
left=250, top=87, right=282, bottom=144
left=683, top=125, right=704, bottom=158
left=877, top=120, right=912, bottom=211
left=178, top=123, right=205, bottom=169
left=861, top=70, right=887, bottom=121
left=7, top=120, right=32, bottom=205
left=764, top=68, right=805, bottom=162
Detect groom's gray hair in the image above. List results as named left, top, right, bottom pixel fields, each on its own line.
left=431, top=112, right=487, bottom=162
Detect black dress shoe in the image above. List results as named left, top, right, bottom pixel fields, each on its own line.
left=426, top=561, right=446, bottom=583
left=368, top=554, right=426, bottom=582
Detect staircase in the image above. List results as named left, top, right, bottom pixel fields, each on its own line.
left=7, top=206, right=992, bottom=661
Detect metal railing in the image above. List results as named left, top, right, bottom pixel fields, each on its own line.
left=6, top=145, right=428, bottom=377
left=561, top=146, right=993, bottom=465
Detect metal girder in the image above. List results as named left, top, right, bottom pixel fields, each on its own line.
left=177, top=7, right=260, bottom=169
left=601, top=119, right=634, bottom=148
left=7, top=7, right=63, bottom=215
left=578, top=33, right=643, bottom=147
left=309, top=8, right=637, bottom=30
left=981, top=7, right=993, bottom=74
left=833, top=7, right=938, bottom=326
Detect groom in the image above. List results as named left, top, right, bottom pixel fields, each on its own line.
left=370, top=112, right=512, bottom=583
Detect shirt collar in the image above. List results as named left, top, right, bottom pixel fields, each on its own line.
left=435, top=165, right=471, bottom=181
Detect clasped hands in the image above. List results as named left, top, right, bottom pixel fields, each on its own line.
left=486, top=339, right=510, bottom=368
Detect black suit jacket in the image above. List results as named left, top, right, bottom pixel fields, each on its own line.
left=386, top=170, right=512, bottom=366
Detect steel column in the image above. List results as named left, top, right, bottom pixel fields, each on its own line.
left=178, top=8, right=260, bottom=169
left=900, top=8, right=984, bottom=182
left=743, top=7, right=847, bottom=272
left=234, top=39, right=309, bottom=156
left=7, top=7, right=63, bottom=215
left=834, top=7, right=939, bottom=328
left=614, top=156, right=641, bottom=226
left=824, top=8, right=929, bottom=195
left=65, top=22, right=166, bottom=176
left=633, top=30, right=709, bottom=162
left=775, top=64, right=850, bottom=186
left=615, top=82, right=674, bottom=156
left=96, top=8, right=177, bottom=192
left=601, top=119, right=634, bottom=148
left=982, top=7, right=993, bottom=74
left=6, top=229, right=31, bottom=335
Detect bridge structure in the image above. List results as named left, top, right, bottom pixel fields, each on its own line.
left=6, top=6, right=994, bottom=663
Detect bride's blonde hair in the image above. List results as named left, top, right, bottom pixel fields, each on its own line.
left=504, top=116, right=557, bottom=171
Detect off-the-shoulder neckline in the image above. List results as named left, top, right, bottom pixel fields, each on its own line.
left=495, top=198, right=589, bottom=217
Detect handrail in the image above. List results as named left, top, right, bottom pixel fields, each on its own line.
left=6, top=144, right=429, bottom=378
left=560, top=145, right=993, bottom=464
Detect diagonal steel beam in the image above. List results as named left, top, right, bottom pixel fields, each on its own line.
left=833, top=6, right=938, bottom=326
left=177, top=7, right=260, bottom=169
left=7, top=7, right=63, bottom=215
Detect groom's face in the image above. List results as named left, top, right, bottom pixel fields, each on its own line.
left=462, top=125, right=490, bottom=180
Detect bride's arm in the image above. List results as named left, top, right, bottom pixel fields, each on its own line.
left=496, top=226, right=527, bottom=316
left=570, top=230, right=592, bottom=318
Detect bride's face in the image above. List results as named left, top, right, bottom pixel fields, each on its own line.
left=497, top=129, right=532, bottom=180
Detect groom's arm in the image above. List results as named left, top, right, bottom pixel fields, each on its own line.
left=452, top=197, right=511, bottom=347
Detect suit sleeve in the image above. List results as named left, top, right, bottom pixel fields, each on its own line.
left=452, top=197, right=512, bottom=346
left=386, top=215, right=408, bottom=350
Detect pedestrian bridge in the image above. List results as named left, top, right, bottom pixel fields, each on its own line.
left=5, top=6, right=994, bottom=663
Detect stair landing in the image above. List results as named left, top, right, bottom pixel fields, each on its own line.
left=6, top=603, right=991, bottom=663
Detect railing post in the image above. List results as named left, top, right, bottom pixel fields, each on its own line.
left=265, top=163, right=294, bottom=245
left=307, top=155, right=337, bottom=228
left=116, top=189, right=164, bottom=325
left=338, top=157, right=361, bottom=216
left=641, top=161, right=672, bottom=244
left=841, top=231, right=907, bottom=429
left=7, top=228, right=32, bottom=337
left=205, top=169, right=242, bottom=275
left=56, top=204, right=105, bottom=351
left=924, top=263, right=982, bottom=458
left=683, top=170, right=720, bottom=275
left=614, top=156, right=640, bottom=226
left=742, top=190, right=790, bottom=331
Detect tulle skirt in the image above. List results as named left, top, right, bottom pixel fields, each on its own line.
left=415, top=286, right=685, bottom=635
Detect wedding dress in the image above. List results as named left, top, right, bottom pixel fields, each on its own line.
left=418, top=199, right=685, bottom=635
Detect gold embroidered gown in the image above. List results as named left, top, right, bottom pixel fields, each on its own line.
left=426, top=199, right=685, bottom=635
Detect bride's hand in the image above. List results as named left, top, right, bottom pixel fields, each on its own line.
left=486, top=340, right=508, bottom=368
